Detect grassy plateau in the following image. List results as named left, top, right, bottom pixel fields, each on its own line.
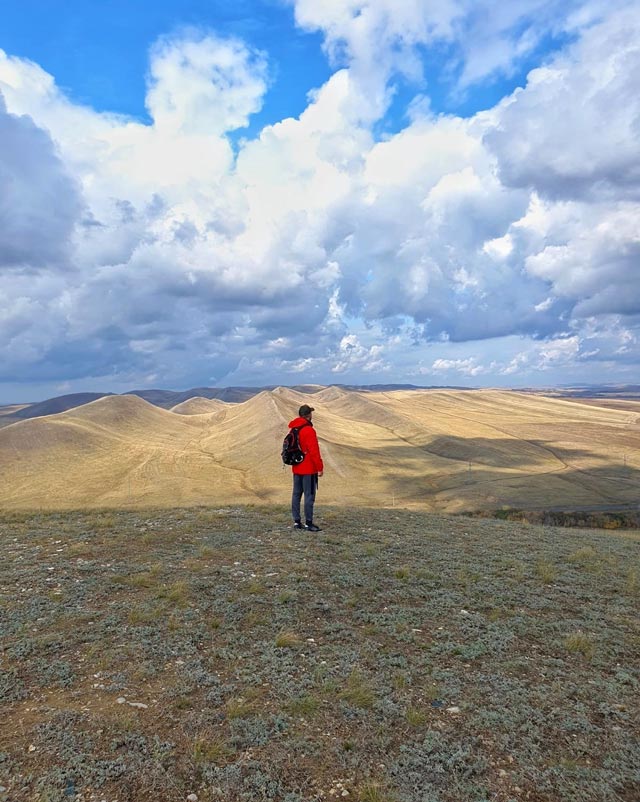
left=0, top=505, right=639, bottom=802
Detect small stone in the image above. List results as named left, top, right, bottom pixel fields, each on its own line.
left=446, top=706, right=461, bottom=714
left=116, top=697, right=126, bottom=704
left=127, top=701, right=148, bottom=709
left=28, top=744, right=36, bottom=752
left=187, top=795, right=198, bottom=802
left=499, top=769, right=508, bottom=777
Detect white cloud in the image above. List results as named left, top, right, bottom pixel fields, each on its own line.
left=431, top=357, right=487, bottom=377
left=523, top=203, right=640, bottom=312
left=0, top=92, right=82, bottom=268
left=331, top=334, right=387, bottom=373
left=146, top=31, right=268, bottom=136
left=288, top=0, right=620, bottom=90
left=1, top=5, right=639, bottom=396
left=537, top=336, right=581, bottom=367
left=483, top=234, right=513, bottom=260
left=485, top=6, right=640, bottom=203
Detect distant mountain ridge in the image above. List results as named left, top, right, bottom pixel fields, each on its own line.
left=128, top=386, right=279, bottom=407
left=3, top=383, right=639, bottom=426
left=11, top=392, right=115, bottom=419
left=1, top=383, right=469, bottom=423
left=522, top=384, right=640, bottom=398
left=128, top=383, right=460, bottom=408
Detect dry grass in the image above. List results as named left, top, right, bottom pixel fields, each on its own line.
left=339, top=671, right=376, bottom=709
left=535, top=559, right=558, bottom=584
left=225, top=697, right=255, bottom=719
left=275, top=629, right=301, bottom=648
left=286, top=694, right=321, bottom=716
left=358, top=783, right=396, bottom=802
left=0, top=388, right=639, bottom=515
left=625, top=568, right=639, bottom=595
left=564, top=632, right=597, bottom=660
left=193, top=735, right=234, bottom=765
left=405, top=707, right=428, bottom=727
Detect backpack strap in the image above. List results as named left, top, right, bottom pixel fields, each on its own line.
left=294, top=421, right=311, bottom=453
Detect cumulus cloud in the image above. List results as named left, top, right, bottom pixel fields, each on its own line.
left=146, top=30, right=268, bottom=136
left=485, top=6, right=640, bottom=202
left=0, top=3, right=639, bottom=396
left=288, top=0, right=620, bottom=90
left=431, top=358, right=487, bottom=377
left=480, top=7, right=640, bottom=328
left=0, top=92, right=82, bottom=269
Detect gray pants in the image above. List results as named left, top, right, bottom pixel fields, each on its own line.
left=292, top=473, right=317, bottom=523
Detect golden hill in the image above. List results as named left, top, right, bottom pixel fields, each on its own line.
left=170, top=397, right=228, bottom=415
left=0, top=388, right=638, bottom=512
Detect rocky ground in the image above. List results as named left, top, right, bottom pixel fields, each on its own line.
left=1, top=505, right=639, bottom=802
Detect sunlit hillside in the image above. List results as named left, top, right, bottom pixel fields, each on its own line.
left=170, top=397, right=228, bottom=415
left=0, top=388, right=638, bottom=512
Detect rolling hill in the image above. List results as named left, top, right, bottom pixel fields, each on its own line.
left=170, top=397, right=228, bottom=415
left=0, top=387, right=638, bottom=512
left=0, top=383, right=464, bottom=424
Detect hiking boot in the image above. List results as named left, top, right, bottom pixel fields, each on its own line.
left=304, top=523, right=322, bottom=532
left=293, top=521, right=303, bottom=530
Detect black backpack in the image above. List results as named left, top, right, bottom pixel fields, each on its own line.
left=281, top=423, right=310, bottom=465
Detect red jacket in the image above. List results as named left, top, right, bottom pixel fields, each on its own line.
left=288, top=417, right=324, bottom=475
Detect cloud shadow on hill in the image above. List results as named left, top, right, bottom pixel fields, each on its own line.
left=361, top=436, right=640, bottom=512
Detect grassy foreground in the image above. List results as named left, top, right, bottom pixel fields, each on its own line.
left=1, top=506, right=638, bottom=802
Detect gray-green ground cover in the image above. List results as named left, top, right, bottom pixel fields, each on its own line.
left=0, top=506, right=638, bottom=802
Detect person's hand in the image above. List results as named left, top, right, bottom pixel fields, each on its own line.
left=318, top=471, right=324, bottom=477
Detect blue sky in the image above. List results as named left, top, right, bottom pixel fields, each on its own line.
left=0, top=0, right=639, bottom=402
left=1, top=0, right=331, bottom=134
left=1, top=1, right=565, bottom=130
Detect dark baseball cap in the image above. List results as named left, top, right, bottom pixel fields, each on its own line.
left=298, top=404, right=315, bottom=416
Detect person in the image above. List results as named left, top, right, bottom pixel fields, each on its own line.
left=289, top=403, right=324, bottom=531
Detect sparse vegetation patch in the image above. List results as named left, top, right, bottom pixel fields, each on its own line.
left=0, top=505, right=638, bottom=802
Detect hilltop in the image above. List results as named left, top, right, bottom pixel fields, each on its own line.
left=0, top=505, right=638, bottom=802
left=3, top=383, right=639, bottom=426
left=0, top=387, right=639, bottom=513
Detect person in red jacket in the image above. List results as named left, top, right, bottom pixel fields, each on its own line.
left=289, top=403, right=324, bottom=532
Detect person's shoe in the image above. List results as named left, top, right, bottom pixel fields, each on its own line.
left=293, top=521, right=303, bottom=530
left=304, top=523, right=322, bottom=532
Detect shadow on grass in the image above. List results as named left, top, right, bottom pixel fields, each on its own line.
left=355, top=435, right=640, bottom=514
